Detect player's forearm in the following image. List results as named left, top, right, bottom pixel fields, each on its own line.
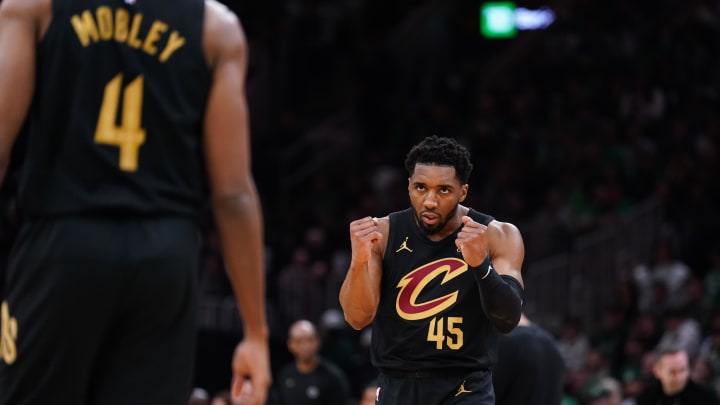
left=213, top=191, right=269, bottom=340
left=0, top=1, right=37, bottom=188
left=474, top=259, right=523, bottom=334
left=339, top=262, right=379, bottom=330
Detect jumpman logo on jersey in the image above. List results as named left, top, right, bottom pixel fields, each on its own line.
left=395, top=237, right=413, bottom=253
left=454, top=380, right=472, bottom=397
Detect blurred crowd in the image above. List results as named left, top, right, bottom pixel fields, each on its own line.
left=2, top=0, right=720, bottom=403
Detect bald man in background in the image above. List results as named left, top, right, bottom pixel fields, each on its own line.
left=636, top=348, right=720, bottom=405
left=269, top=320, right=351, bottom=405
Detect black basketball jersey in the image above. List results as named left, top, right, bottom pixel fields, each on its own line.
left=371, top=207, right=498, bottom=371
left=18, top=0, right=211, bottom=219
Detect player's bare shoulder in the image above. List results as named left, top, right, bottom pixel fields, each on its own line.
left=0, top=0, right=51, bottom=34
left=203, top=0, right=247, bottom=69
left=487, top=219, right=525, bottom=258
left=488, top=219, right=522, bottom=240
left=0, top=0, right=47, bottom=14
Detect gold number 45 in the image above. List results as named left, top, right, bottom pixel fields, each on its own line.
left=427, top=316, right=464, bottom=350
left=94, top=74, right=146, bottom=172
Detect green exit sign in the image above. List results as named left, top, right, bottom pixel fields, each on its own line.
left=480, top=2, right=517, bottom=39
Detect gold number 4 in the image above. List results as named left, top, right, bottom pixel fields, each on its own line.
left=94, top=74, right=146, bottom=172
left=427, top=316, right=464, bottom=350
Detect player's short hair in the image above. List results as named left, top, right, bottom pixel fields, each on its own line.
left=404, top=135, right=473, bottom=184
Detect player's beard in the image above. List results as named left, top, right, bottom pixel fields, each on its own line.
left=415, top=205, right=458, bottom=236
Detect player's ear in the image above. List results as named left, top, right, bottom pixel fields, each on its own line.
left=459, top=184, right=468, bottom=202
left=651, top=362, right=661, bottom=379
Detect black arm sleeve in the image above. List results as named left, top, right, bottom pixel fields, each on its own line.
left=473, top=259, right=524, bottom=334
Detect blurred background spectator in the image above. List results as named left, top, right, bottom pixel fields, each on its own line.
left=268, top=319, right=351, bottom=405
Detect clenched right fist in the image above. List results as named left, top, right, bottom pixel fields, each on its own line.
left=349, top=216, right=382, bottom=263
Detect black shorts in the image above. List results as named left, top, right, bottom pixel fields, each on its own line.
left=376, top=368, right=494, bottom=405
left=0, top=216, right=200, bottom=405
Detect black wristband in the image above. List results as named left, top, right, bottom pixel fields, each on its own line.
left=471, top=257, right=500, bottom=284
left=477, top=268, right=503, bottom=289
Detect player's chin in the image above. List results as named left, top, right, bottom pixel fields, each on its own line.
left=420, top=222, right=443, bottom=235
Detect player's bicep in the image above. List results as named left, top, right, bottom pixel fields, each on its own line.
left=202, top=5, right=251, bottom=195
left=0, top=0, right=37, bottom=178
left=489, top=222, right=525, bottom=287
left=203, top=68, right=251, bottom=195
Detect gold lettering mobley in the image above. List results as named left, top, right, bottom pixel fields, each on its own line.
left=395, top=237, right=413, bottom=253
left=0, top=301, right=17, bottom=365
left=454, top=380, right=472, bottom=397
left=70, top=7, right=186, bottom=62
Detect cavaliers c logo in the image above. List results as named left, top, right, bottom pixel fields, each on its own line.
left=396, top=258, right=467, bottom=321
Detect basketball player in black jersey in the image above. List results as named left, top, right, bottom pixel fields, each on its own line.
left=0, top=0, right=270, bottom=404
left=339, top=135, right=525, bottom=404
